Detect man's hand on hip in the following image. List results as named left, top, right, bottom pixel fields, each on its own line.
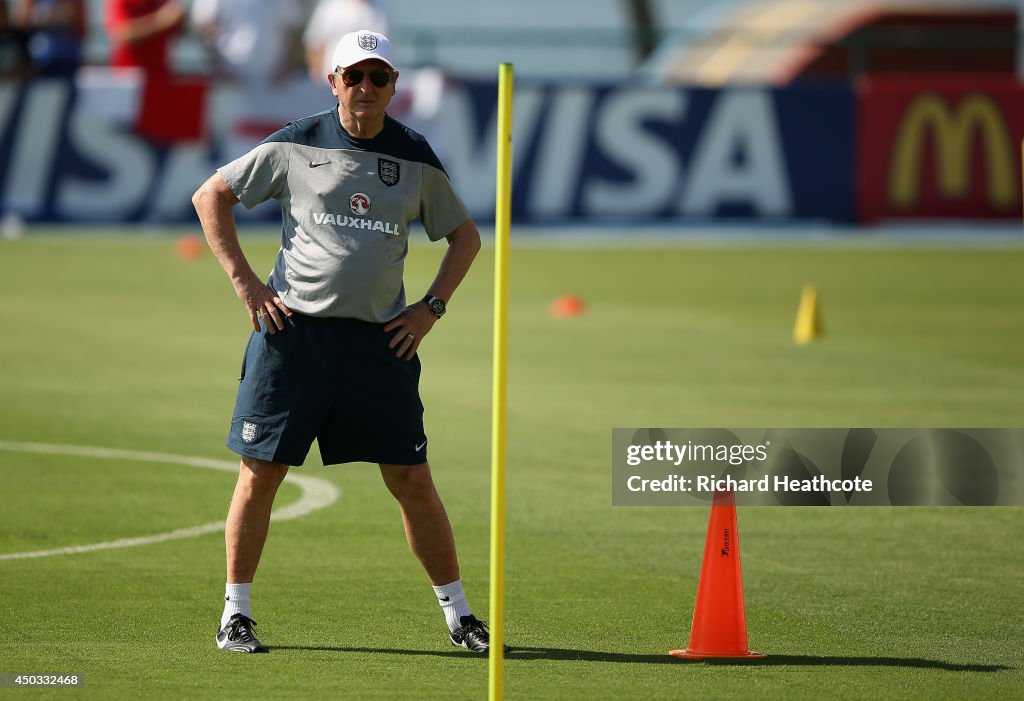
left=384, top=302, right=438, bottom=360
left=234, top=275, right=293, bottom=335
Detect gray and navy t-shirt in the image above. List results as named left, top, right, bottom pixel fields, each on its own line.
left=218, top=108, right=470, bottom=323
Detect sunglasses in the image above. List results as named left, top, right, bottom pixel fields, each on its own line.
left=338, top=68, right=392, bottom=88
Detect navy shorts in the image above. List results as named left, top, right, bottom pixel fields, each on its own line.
left=226, top=313, right=427, bottom=466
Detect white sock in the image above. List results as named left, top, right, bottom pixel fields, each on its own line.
left=222, top=582, right=253, bottom=629
left=432, top=579, right=473, bottom=633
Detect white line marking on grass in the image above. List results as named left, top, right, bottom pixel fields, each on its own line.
left=0, top=441, right=340, bottom=561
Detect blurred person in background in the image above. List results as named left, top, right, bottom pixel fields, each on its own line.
left=105, top=0, right=185, bottom=79
left=304, top=0, right=388, bottom=80
left=15, top=0, right=85, bottom=76
left=106, top=0, right=204, bottom=146
left=191, top=0, right=304, bottom=87
left=0, top=1, right=32, bottom=78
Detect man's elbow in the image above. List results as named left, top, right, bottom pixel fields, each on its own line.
left=191, top=183, right=213, bottom=214
left=466, top=229, right=482, bottom=256
left=452, top=221, right=482, bottom=255
left=192, top=175, right=233, bottom=213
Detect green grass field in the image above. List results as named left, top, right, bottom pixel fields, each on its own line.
left=1, top=232, right=1022, bottom=699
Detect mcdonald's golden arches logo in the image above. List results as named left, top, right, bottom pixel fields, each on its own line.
left=889, top=92, right=1015, bottom=210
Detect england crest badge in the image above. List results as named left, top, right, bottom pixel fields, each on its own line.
left=378, top=158, right=400, bottom=187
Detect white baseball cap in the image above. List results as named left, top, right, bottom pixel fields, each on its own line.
left=331, top=30, right=396, bottom=72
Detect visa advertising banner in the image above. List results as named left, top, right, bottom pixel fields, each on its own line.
left=0, top=75, right=855, bottom=225
left=434, top=80, right=855, bottom=222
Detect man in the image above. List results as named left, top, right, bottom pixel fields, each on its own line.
left=0, top=1, right=32, bottom=78
left=192, top=30, right=487, bottom=655
left=106, top=0, right=184, bottom=79
left=304, top=0, right=388, bottom=80
left=190, top=0, right=303, bottom=86
left=16, top=0, right=87, bottom=76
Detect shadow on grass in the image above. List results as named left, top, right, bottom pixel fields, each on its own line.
left=511, top=648, right=1011, bottom=672
left=271, top=645, right=1010, bottom=672
left=271, top=645, right=483, bottom=659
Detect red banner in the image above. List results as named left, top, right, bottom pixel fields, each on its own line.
left=858, top=76, right=1024, bottom=221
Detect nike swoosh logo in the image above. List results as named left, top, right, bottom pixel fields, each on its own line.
left=439, top=595, right=450, bottom=602
left=415, top=439, right=428, bottom=451
left=309, top=160, right=330, bottom=168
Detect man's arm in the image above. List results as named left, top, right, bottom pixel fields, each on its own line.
left=272, top=25, right=303, bottom=85
left=426, top=217, right=482, bottom=304
left=107, top=0, right=184, bottom=45
left=192, top=173, right=292, bottom=334
left=305, top=45, right=325, bottom=80
left=383, top=217, right=482, bottom=359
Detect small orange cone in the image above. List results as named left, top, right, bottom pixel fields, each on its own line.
left=670, top=491, right=765, bottom=659
left=550, top=294, right=586, bottom=318
left=175, top=234, right=205, bottom=260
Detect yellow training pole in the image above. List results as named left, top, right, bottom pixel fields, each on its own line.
left=489, top=62, right=513, bottom=701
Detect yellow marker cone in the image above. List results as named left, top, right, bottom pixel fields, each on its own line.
left=793, top=284, right=824, bottom=345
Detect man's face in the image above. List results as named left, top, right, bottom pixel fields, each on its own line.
left=330, top=59, right=398, bottom=124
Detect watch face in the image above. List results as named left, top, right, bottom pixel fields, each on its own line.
left=429, top=298, right=446, bottom=316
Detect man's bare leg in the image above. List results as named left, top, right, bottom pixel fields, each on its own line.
left=379, top=462, right=460, bottom=583
left=226, top=456, right=290, bottom=583
left=379, top=462, right=488, bottom=651
left=217, top=456, right=288, bottom=652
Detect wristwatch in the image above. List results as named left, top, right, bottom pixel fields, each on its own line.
left=423, top=294, right=446, bottom=319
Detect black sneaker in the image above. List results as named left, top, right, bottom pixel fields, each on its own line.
left=450, top=615, right=490, bottom=653
left=216, top=614, right=269, bottom=653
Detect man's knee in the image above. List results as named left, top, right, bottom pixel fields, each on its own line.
left=379, top=463, right=435, bottom=501
left=238, top=457, right=289, bottom=495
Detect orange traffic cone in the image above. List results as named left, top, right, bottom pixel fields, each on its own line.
left=175, top=234, right=205, bottom=260
left=550, top=294, right=586, bottom=318
left=669, top=491, right=765, bottom=659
